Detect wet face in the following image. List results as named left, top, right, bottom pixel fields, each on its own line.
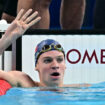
left=35, top=50, right=66, bottom=87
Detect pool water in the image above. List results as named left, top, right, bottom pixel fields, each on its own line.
left=0, top=82, right=105, bottom=105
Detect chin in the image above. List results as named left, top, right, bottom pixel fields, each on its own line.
left=50, top=81, right=62, bottom=87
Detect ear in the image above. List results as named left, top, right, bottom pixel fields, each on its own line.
left=35, top=66, right=38, bottom=71
left=35, top=63, right=39, bottom=71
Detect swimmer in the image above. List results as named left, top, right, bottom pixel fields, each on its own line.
left=0, top=8, right=90, bottom=89
left=0, top=8, right=41, bottom=95
left=0, top=39, right=90, bottom=88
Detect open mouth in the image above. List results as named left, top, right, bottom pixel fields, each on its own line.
left=51, top=72, right=60, bottom=76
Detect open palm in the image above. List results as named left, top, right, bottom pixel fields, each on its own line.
left=5, top=9, right=41, bottom=40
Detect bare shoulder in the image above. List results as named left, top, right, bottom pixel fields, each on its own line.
left=63, top=84, right=91, bottom=87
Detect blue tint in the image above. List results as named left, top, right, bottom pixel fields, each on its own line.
left=49, top=0, right=61, bottom=29
left=1, top=82, right=105, bottom=105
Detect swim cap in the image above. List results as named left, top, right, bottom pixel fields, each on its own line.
left=35, top=39, right=65, bottom=66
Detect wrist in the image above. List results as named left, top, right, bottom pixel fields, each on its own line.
left=2, top=33, right=12, bottom=43
left=0, top=33, right=12, bottom=54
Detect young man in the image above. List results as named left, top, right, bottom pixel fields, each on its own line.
left=0, top=38, right=90, bottom=88
left=0, top=9, right=90, bottom=88
left=34, top=39, right=66, bottom=87
left=0, top=38, right=65, bottom=87
left=17, top=0, right=85, bottom=29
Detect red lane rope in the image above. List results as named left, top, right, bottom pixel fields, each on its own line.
left=0, top=79, right=12, bottom=95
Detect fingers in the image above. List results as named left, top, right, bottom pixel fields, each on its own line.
left=15, top=9, right=41, bottom=29
left=28, top=16, right=41, bottom=28
left=24, top=11, right=39, bottom=24
left=16, top=9, right=24, bottom=20
left=20, top=9, right=33, bottom=21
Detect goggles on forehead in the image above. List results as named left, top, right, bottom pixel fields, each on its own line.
left=41, top=44, right=63, bottom=52
left=35, top=43, right=65, bottom=65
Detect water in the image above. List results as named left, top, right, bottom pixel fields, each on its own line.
left=0, top=82, right=105, bottom=105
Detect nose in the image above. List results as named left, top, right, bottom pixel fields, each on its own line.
left=51, top=59, right=59, bottom=70
left=51, top=66, right=59, bottom=70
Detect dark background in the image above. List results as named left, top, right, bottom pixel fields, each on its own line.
left=49, top=0, right=96, bottom=29
left=0, top=0, right=96, bottom=29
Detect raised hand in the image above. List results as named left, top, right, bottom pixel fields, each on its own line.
left=4, top=9, right=41, bottom=40
left=0, top=9, right=41, bottom=54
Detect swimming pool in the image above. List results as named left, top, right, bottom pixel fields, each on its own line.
left=0, top=82, right=105, bottom=105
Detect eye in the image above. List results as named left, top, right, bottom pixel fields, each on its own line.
left=43, top=58, right=53, bottom=64
left=56, top=57, right=63, bottom=63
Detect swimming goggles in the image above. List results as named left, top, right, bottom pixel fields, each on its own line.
left=41, top=44, right=63, bottom=52
left=36, top=43, right=65, bottom=60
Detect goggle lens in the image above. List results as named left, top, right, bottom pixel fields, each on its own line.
left=42, top=45, right=51, bottom=51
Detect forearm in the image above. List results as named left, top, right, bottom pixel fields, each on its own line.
left=0, top=70, right=35, bottom=87
left=0, top=34, right=12, bottom=55
left=0, top=70, right=21, bottom=87
left=0, top=70, right=15, bottom=85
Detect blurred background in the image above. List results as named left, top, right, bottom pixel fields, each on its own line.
left=0, top=0, right=99, bottom=29
left=49, top=0, right=96, bottom=29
